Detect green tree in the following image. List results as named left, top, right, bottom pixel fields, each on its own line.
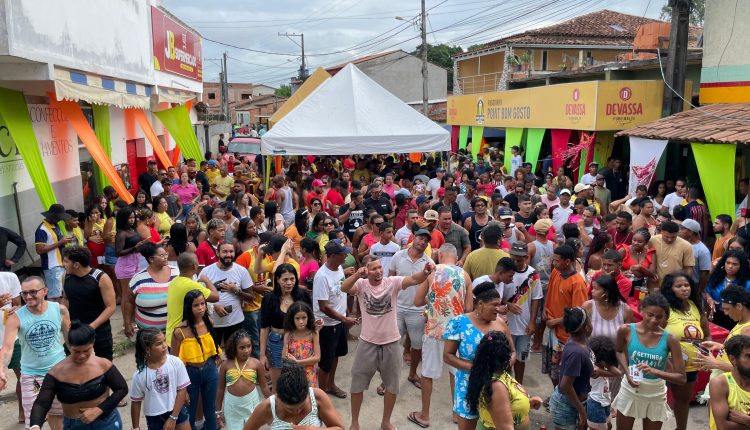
left=466, top=43, right=486, bottom=52
left=413, top=43, right=464, bottom=91
left=274, top=84, right=292, bottom=98
left=660, top=0, right=705, bottom=26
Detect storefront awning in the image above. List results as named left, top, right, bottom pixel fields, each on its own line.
left=447, top=80, right=691, bottom=131
left=155, top=86, right=197, bottom=105
left=53, top=67, right=151, bottom=110
left=616, top=103, right=750, bottom=144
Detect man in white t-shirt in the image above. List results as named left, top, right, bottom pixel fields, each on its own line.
left=580, top=162, right=599, bottom=185
left=395, top=210, right=418, bottom=249
left=370, top=222, right=400, bottom=270
left=313, top=241, right=357, bottom=398
left=426, top=168, right=445, bottom=200
left=502, top=242, right=543, bottom=383
left=662, top=178, right=687, bottom=214
left=201, top=242, right=253, bottom=345
left=510, top=145, right=523, bottom=176
left=342, top=255, right=433, bottom=430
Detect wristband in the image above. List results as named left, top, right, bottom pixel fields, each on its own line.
left=169, top=415, right=178, bottom=421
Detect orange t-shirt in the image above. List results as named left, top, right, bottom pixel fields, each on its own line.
left=544, top=268, right=588, bottom=343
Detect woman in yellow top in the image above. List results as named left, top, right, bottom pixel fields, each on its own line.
left=696, top=285, right=750, bottom=396
left=465, top=331, right=542, bottom=430
left=153, top=196, right=175, bottom=238
left=660, top=272, right=711, bottom=430
left=171, top=290, right=221, bottom=430
left=216, top=330, right=270, bottom=430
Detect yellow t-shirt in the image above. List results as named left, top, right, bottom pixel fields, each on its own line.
left=664, top=300, right=703, bottom=372
left=155, top=211, right=174, bottom=237
left=718, top=321, right=750, bottom=365
left=205, top=168, right=220, bottom=186
left=166, top=276, right=212, bottom=344
left=478, top=372, right=531, bottom=430
left=212, top=175, right=234, bottom=201
left=463, top=248, right=511, bottom=280
left=710, top=373, right=750, bottom=430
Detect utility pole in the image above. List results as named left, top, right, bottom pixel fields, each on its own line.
left=662, top=0, right=691, bottom=116
left=279, top=33, right=307, bottom=81
left=222, top=51, right=229, bottom=121
left=421, top=0, right=429, bottom=118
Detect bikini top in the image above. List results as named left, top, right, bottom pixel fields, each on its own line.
left=226, top=359, right=257, bottom=386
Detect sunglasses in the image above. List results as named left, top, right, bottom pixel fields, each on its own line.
left=322, top=222, right=333, bottom=226
left=21, top=288, right=45, bottom=297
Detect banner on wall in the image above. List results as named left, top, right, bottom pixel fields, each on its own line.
left=628, top=137, right=668, bottom=195
left=151, top=6, right=203, bottom=81
left=692, top=143, right=736, bottom=222
left=0, top=101, right=79, bottom=199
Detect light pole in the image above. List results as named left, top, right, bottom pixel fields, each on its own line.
left=396, top=0, right=428, bottom=118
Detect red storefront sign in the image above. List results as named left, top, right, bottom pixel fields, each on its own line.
left=151, top=6, right=202, bottom=81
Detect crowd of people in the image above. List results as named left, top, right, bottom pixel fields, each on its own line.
left=1, top=147, right=750, bottom=430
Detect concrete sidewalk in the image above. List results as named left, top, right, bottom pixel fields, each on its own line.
left=0, top=309, right=710, bottom=429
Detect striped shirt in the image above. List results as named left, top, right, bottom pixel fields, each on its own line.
left=129, top=266, right=179, bottom=330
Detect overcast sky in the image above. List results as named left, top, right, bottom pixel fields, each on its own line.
left=162, top=0, right=668, bottom=88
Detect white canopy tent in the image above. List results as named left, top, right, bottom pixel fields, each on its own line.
left=261, top=63, right=450, bottom=155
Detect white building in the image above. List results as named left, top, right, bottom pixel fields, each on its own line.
left=0, top=0, right=203, bottom=267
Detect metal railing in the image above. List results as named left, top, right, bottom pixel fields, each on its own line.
left=457, top=72, right=503, bottom=94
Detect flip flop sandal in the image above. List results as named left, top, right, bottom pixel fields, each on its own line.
left=407, top=412, right=429, bottom=428
left=325, top=387, right=348, bottom=399
left=407, top=376, right=422, bottom=389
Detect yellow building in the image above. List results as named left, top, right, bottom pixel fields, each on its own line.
left=453, top=10, right=666, bottom=95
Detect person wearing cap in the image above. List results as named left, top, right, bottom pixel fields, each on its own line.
left=650, top=220, right=695, bottom=289
left=528, top=218, right=555, bottom=352
left=426, top=168, right=445, bottom=201
left=35, top=204, right=73, bottom=302
left=550, top=188, right=574, bottom=237
left=580, top=162, right=599, bottom=186
left=342, top=254, right=434, bottom=430
left=415, top=195, right=431, bottom=218
left=313, top=240, right=358, bottom=399
left=389, top=228, right=434, bottom=389
left=593, top=173, right=611, bottom=216
left=504, top=182, right=526, bottom=213
left=510, top=145, right=523, bottom=176
left=678, top=218, right=711, bottom=289
left=159, top=178, right=183, bottom=220
left=138, top=159, right=159, bottom=199
left=496, top=207, right=525, bottom=247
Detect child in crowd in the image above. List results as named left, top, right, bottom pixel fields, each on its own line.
left=131, top=328, right=191, bottom=430
left=587, top=336, right=622, bottom=430
left=216, top=330, right=270, bottom=430
left=282, top=301, right=321, bottom=386
left=171, top=290, right=221, bottom=430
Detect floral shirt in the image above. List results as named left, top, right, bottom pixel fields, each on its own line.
left=425, top=265, right=467, bottom=339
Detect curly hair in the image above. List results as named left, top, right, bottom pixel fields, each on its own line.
left=224, top=329, right=252, bottom=361
left=283, top=301, right=316, bottom=333
left=707, top=250, right=750, bottom=293
left=466, top=331, right=512, bottom=415
left=590, top=336, right=618, bottom=367
left=275, top=361, right=310, bottom=406
left=135, top=328, right=163, bottom=372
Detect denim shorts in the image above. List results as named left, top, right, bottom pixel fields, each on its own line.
left=145, top=405, right=189, bottom=430
left=586, top=397, right=610, bottom=430
left=512, top=334, right=531, bottom=363
left=267, top=331, right=284, bottom=369
left=549, top=387, right=582, bottom=430
left=63, top=408, right=121, bottom=429
left=44, top=266, right=66, bottom=298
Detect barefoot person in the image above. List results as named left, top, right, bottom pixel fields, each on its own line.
left=342, top=255, right=434, bottom=430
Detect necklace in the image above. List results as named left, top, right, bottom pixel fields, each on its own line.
left=659, top=240, right=673, bottom=268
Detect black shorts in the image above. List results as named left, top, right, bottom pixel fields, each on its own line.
left=94, top=323, right=114, bottom=361
left=214, top=322, right=244, bottom=346
left=319, top=323, right=348, bottom=372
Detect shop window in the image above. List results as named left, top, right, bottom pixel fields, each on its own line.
left=208, top=93, right=216, bottom=100
left=241, top=93, right=251, bottom=100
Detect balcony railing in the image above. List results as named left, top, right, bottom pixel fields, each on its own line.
left=457, top=72, right=503, bottom=95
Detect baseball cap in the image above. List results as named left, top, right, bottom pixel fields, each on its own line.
left=573, top=183, right=591, bottom=193
left=534, top=219, right=553, bottom=233
left=509, top=241, right=529, bottom=256
left=396, top=188, right=412, bottom=198
left=325, top=240, right=351, bottom=255
left=589, top=161, right=599, bottom=167
left=424, top=209, right=439, bottom=222
left=343, top=158, right=356, bottom=170
left=498, top=207, right=513, bottom=219
left=312, top=179, right=324, bottom=187
left=559, top=188, right=572, bottom=196
left=680, top=219, right=701, bottom=234
left=416, top=195, right=429, bottom=205
left=207, top=160, right=218, bottom=166
left=437, top=187, right=445, bottom=198
left=435, top=167, right=446, bottom=173
left=414, top=228, right=432, bottom=238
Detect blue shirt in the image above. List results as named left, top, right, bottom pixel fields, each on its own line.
left=705, top=278, right=750, bottom=304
